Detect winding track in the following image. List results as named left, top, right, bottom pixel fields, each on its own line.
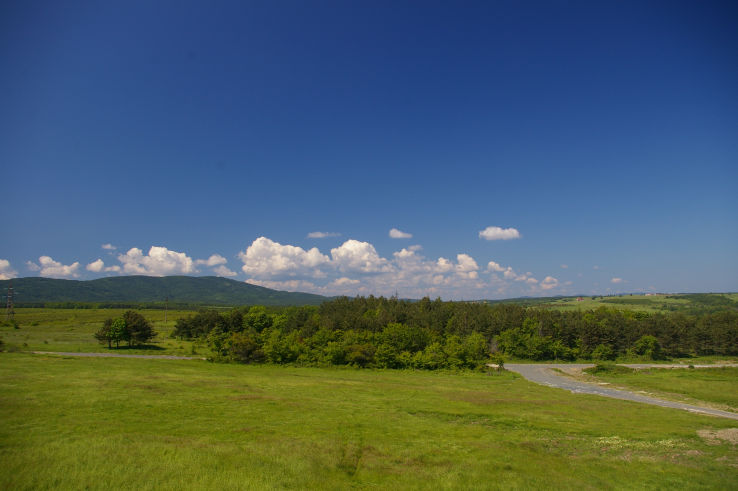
left=506, top=363, right=738, bottom=420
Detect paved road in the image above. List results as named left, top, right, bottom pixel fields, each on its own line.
left=31, top=351, right=206, bottom=360
left=505, top=363, right=738, bottom=420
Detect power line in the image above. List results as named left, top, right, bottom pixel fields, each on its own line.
left=5, top=280, right=14, bottom=321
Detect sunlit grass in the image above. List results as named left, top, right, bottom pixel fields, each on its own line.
left=0, top=308, right=206, bottom=356
left=1, top=353, right=737, bottom=489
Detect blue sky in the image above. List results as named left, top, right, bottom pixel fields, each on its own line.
left=1, top=0, right=736, bottom=299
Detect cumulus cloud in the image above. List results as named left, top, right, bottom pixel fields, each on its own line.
left=540, top=276, right=559, bottom=290
left=479, top=226, right=521, bottom=241
left=389, top=228, right=413, bottom=239
left=213, top=265, right=237, bottom=277
left=331, top=240, right=393, bottom=273
left=195, top=254, right=228, bottom=267
left=246, top=278, right=320, bottom=292
left=236, top=236, right=561, bottom=299
left=239, top=237, right=330, bottom=278
left=0, top=259, right=18, bottom=279
left=117, top=246, right=196, bottom=276
left=455, top=254, right=479, bottom=279
left=307, top=231, right=341, bottom=239
left=332, top=277, right=360, bottom=286
left=29, top=256, right=81, bottom=278
left=611, top=277, right=624, bottom=284
left=86, top=259, right=121, bottom=273
left=86, top=259, right=105, bottom=272
left=102, top=243, right=116, bottom=250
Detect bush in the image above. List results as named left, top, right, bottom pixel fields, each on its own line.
left=631, top=335, right=663, bottom=360
left=584, top=363, right=634, bottom=375
left=592, top=344, right=616, bottom=361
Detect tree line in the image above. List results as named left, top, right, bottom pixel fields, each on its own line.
left=169, top=296, right=738, bottom=367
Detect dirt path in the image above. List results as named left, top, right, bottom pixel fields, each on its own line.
left=505, top=363, right=738, bottom=420
left=31, top=351, right=206, bottom=360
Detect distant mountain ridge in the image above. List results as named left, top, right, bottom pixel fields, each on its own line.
left=0, top=276, right=328, bottom=306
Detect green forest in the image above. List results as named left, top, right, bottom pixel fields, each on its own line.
left=171, top=295, right=738, bottom=368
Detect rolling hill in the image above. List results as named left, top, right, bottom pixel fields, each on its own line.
left=0, top=276, right=328, bottom=306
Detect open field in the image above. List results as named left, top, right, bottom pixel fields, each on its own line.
left=538, top=293, right=738, bottom=314
left=0, top=308, right=206, bottom=356
left=584, top=366, right=738, bottom=411
left=1, top=353, right=738, bottom=489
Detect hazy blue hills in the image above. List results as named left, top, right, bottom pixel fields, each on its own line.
left=1, top=276, right=328, bottom=306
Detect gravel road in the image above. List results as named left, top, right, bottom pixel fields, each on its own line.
left=506, top=363, right=738, bottom=420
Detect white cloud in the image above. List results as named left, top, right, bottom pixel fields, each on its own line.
left=455, top=254, right=479, bottom=279
left=479, top=226, right=521, bottom=241
left=26, top=260, right=41, bottom=272
left=195, top=254, right=228, bottom=267
left=611, top=277, right=624, bottom=284
left=86, top=259, right=105, bottom=272
left=117, top=246, right=196, bottom=276
left=102, top=243, right=116, bottom=250
left=307, top=231, right=341, bottom=239
left=540, top=276, right=559, bottom=290
left=331, top=240, right=393, bottom=273
left=213, top=265, right=237, bottom=277
left=239, top=237, right=329, bottom=278
left=0, top=259, right=18, bottom=279
left=246, top=278, right=320, bottom=292
left=389, top=228, right=413, bottom=239
left=332, top=277, right=360, bottom=286
left=560, top=264, right=568, bottom=269
left=593, top=265, right=600, bottom=270
left=236, top=236, right=561, bottom=300
left=34, top=256, right=81, bottom=279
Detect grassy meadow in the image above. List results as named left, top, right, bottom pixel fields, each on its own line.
left=0, top=308, right=207, bottom=356
left=1, top=352, right=738, bottom=489
left=585, top=366, right=738, bottom=412
left=538, top=293, right=738, bottom=313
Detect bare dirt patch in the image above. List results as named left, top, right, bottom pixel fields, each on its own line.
left=697, top=428, right=738, bottom=445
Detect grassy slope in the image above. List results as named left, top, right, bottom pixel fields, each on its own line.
left=585, top=367, right=738, bottom=411
left=1, top=353, right=737, bottom=489
left=0, top=308, right=207, bottom=356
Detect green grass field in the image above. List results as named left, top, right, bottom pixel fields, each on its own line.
left=0, top=308, right=206, bottom=356
left=1, top=353, right=737, bottom=489
left=539, top=293, right=738, bottom=313
left=585, top=366, right=738, bottom=411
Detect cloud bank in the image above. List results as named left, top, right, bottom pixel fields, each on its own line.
left=238, top=236, right=558, bottom=299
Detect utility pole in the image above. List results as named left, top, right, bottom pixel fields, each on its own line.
left=5, top=279, right=14, bottom=321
